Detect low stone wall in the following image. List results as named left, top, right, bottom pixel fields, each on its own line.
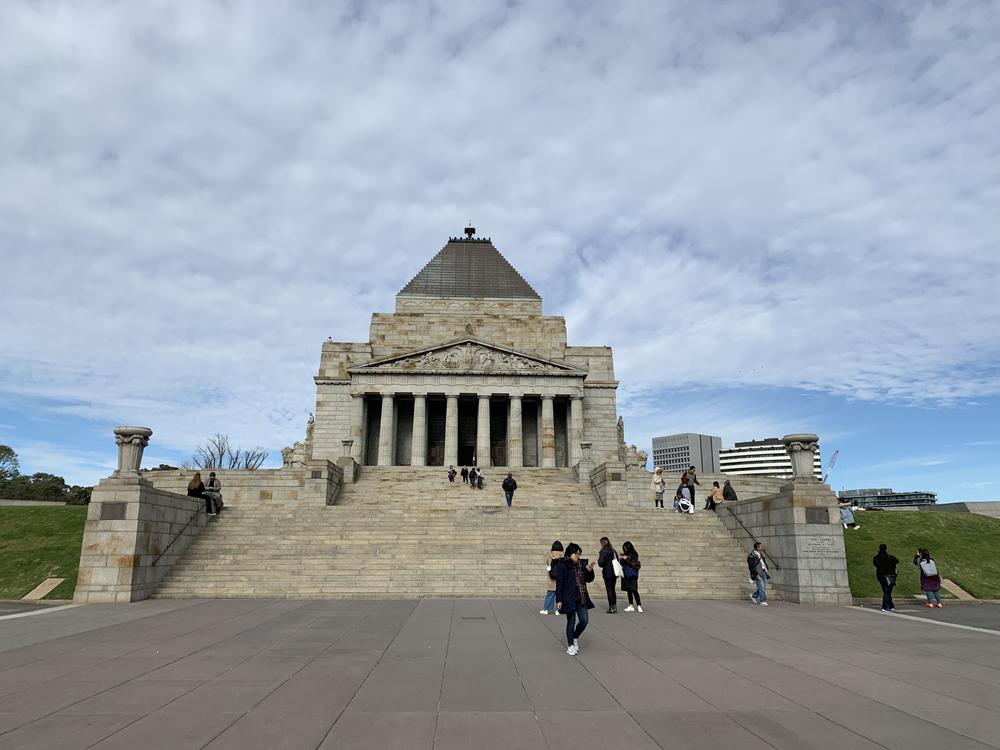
left=590, top=462, right=628, bottom=507
left=75, top=476, right=206, bottom=603
left=625, top=470, right=788, bottom=509
left=920, top=502, right=1000, bottom=520
left=716, top=480, right=852, bottom=605
left=140, top=460, right=343, bottom=507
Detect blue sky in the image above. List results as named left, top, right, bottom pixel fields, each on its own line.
left=1, top=1, right=998, bottom=501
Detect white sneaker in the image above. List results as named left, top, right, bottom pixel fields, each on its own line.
left=637, top=606, right=643, bottom=613
left=539, top=610, right=548, bottom=615
left=554, top=610, right=561, bottom=616
left=624, top=605, right=635, bottom=612
left=566, top=644, right=578, bottom=656
left=759, top=601, right=769, bottom=606
left=573, top=638, right=579, bottom=652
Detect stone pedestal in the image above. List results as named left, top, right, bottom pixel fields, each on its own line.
left=783, top=433, right=819, bottom=481
left=113, top=426, right=152, bottom=476
left=576, top=441, right=593, bottom=484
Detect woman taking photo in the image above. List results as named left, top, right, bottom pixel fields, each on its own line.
left=554, top=543, right=596, bottom=656
left=619, top=541, right=643, bottom=612
left=914, top=548, right=943, bottom=608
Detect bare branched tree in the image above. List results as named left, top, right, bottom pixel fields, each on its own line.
left=190, top=435, right=268, bottom=470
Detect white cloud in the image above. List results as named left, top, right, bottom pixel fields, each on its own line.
left=1, top=1, right=999, bottom=481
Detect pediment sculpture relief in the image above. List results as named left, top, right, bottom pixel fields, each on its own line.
left=363, top=342, right=570, bottom=374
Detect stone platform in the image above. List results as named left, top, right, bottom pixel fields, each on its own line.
left=2, top=600, right=999, bottom=749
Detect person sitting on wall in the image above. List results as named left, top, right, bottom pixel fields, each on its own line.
left=187, top=472, right=214, bottom=516
left=723, top=480, right=739, bottom=503
left=205, top=471, right=224, bottom=514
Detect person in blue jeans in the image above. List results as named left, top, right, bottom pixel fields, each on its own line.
left=541, top=541, right=563, bottom=615
left=554, top=543, right=596, bottom=656
left=747, top=541, right=770, bottom=606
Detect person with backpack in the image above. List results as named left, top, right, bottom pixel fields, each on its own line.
left=554, top=542, right=595, bottom=655
left=748, top=541, right=770, bottom=606
left=502, top=472, right=517, bottom=507
left=873, top=544, right=899, bottom=612
left=597, top=537, right=621, bottom=613
left=619, top=541, right=642, bottom=612
left=914, top=548, right=943, bottom=607
left=541, top=540, right=564, bottom=615
left=468, top=467, right=478, bottom=491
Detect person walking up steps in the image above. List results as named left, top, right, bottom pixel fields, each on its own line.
left=502, top=472, right=517, bottom=507
left=650, top=467, right=666, bottom=508
left=541, top=541, right=564, bottom=615
left=554, top=543, right=595, bottom=655
left=619, top=541, right=643, bottom=612
left=597, top=537, right=621, bottom=613
left=914, top=548, right=943, bottom=608
left=873, top=543, right=899, bottom=612
left=748, top=541, right=769, bottom=605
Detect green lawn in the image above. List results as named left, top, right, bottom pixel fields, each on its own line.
left=843, top=511, right=1000, bottom=600
left=0, top=506, right=87, bottom=600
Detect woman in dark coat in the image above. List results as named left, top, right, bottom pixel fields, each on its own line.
left=597, top=537, right=619, bottom=614
left=186, top=472, right=212, bottom=515
left=554, top=543, right=596, bottom=656
left=619, top=541, right=642, bottom=612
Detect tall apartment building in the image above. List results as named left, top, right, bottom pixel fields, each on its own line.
left=719, top=438, right=822, bottom=479
left=650, top=433, right=721, bottom=474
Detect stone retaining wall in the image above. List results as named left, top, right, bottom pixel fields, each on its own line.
left=715, top=480, right=852, bottom=605
left=75, top=476, right=206, bottom=603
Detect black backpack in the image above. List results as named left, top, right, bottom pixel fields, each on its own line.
left=549, top=557, right=565, bottom=581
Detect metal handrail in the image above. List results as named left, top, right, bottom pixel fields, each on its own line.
left=726, top=504, right=781, bottom=571
left=152, top=510, right=201, bottom=567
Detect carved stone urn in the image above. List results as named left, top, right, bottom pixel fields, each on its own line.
left=113, top=426, right=152, bottom=476
left=782, top=433, right=819, bottom=481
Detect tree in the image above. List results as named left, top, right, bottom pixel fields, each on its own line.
left=0, top=444, right=19, bottom=483
left=190, top=434, right=269, bottom=470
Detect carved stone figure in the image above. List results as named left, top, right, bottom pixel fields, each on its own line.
left=369, top=342, right=557, bottom=374
left=617, top=417, right=627, bottom=461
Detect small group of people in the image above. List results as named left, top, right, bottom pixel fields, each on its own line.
left=541, top=538, right=643, bottom=656
left=650, top=465, right=737, bottom=513
left=186, top=470, right=224, bottom=516
left=449, top=467, right=520, bottom=507
left=872, top=544, right=944, bottom=612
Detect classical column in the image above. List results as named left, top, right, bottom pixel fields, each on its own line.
left=350, top=395, right=364, bottom=463
left=508, top=396, right=523, bottom=468
left=377, top=394, right=395, bottom=466
left=411, top=395, right=427, bottom=466
left=444, top=395, right=459, bottom=467
left=569, top=396, right=584, bottom=467
left=541, top=395, right=556, bottom=468
left=476, top=394, right=491, bottom=467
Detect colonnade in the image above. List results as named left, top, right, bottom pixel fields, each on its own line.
left=355, top=393, right=583, bottom=468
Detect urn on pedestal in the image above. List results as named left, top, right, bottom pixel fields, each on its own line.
left=112, top=426, right=152, bottom=476
left=782, top=433, right=819, bottom=481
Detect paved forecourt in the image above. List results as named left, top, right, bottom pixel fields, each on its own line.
left=1, top=600, right=999, bottom=749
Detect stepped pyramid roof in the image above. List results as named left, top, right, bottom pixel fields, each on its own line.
left=399, top=236, right=540, bottom=300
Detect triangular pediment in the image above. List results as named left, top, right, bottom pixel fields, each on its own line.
left=348, top=339, right=585, bottom=376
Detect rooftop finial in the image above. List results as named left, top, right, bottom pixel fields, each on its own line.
left=464, top=224, right=476, bottom=238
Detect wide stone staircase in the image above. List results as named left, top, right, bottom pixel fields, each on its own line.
left=153, top=468, right=756, bottom=600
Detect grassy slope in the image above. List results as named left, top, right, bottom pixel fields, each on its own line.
left=843, top=511, right=1000, bottom=600
left=0, top=506, right=87, bottom=600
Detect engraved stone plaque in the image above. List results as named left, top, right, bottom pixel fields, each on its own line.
left=805, top=507, right=828, bottom=525
left=100, top=502, right=126, bottom=521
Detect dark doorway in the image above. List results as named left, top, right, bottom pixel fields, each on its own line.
left=364, top=397, right=381, bottom=466
left=395, top=398, right=413, bottom=466
left=490, top=397, right=508, bottom=466
left=458, top=397, right=477, bottom=465
left=554, top=399, right=569, bottom=467
left=427, top=398, right=446, bottom=466
left=522, top=398, right=539, bottom=466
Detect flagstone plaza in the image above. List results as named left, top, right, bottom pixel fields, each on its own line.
left=2, top=600, right=999, bottom=749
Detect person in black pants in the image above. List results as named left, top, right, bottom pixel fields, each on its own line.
left=620, top=541, right=642, bottom=612
left=873, top=543, right=899, bottom=612
left=597, top=537, right=619, bottom=613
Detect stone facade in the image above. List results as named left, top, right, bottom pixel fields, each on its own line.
left=311, top=235, right=620, bottom=473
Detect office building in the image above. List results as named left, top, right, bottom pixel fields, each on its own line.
left=650, top=433, right=721, bottom=474
left=719, top=437, right=822, bottom=479
left=839, top=488, right=937, bottom=510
